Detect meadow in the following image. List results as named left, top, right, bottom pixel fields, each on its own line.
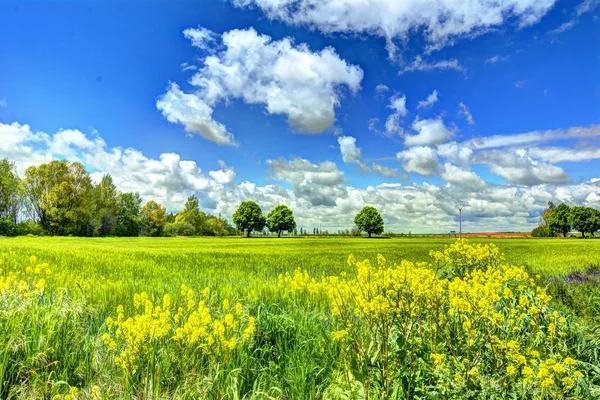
left=1, top=237, right=599, bottom=399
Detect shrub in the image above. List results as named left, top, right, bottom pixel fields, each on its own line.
left=15, top=220, right=44, bottom=236
left=531, top=225, right=551, bottom=237
left=164, top=221, right=195, bottom=237
left=280, top=240, right=591, bottom=399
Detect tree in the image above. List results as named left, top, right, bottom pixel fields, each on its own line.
left=570, top=206, right=600, bottom=238
left=114, top=192, right=142, bottom=236
left=354, top=206, right=384, bottom=238
left=164, top=221, right=195, bottom=237
left=531, top=226, right=550, bottom=237
left=539, top=201, right=555, bottom=229
left=21, top=160, right=93, bottom=236
left=232, top=201, right=265, bottom=237
left=207, top=214, right=236, bottom=236
left=175, top=194, right=210, bottom=235
left=267, top=204, right=296, bottom=237
left=92, top=174, right=119, bottom=236
left=0, top=159, right=20, bottom=235
left=140, top=200, right=167, bottom=237
left=548, top=203, right=571, bottom=237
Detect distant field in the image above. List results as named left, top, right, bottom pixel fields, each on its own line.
left=1, top=236, right=599, bottom=398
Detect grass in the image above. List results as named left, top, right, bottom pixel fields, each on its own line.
left=0, top=236, right=599, bottom=398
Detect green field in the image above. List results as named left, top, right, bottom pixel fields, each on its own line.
left=1, top=237, right=599, bottom=399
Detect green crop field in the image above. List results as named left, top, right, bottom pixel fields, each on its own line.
left=1, top=237, right=599, bottom=399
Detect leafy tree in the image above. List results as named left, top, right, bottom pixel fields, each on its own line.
left=548, top=203, right=571, bottom=237
left=539, top=201, right=555, bottom=229
left=92, top=174, right=119, bottom=236
left=207, top=214, right=235, bottom=236
left=164, top=221, right=195, bottom=237
left=354, top=206, right=384, bottom=238
left=21, top=160, right=93, bottom=236
left=175, top=195, right=212, bottom=235
left=570, top=206, right=600, bottom=238
left=114, top=192, right=142, bottom=236
left=0, top=158, right=21, bottom=227
left=267, top=204, right=296, bottom=237
left=531, top=226, right=550, bottom=237
left=232, top=201, right=265, bottom=237
left=140, top=200, right=167, bottom=237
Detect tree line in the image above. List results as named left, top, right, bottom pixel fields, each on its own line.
left=0, top=158, right=235, bottom=237
left=532, top=202, right=600, bottom=238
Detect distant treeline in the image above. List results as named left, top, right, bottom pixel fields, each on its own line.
left=0, top=158, right=235, bottom=237
left=532, top=202, right=600, bottom=238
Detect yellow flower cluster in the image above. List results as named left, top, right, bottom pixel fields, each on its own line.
left=280, top=240, right=585, bottom=396
left=102, top=284, right=255, bottom=373
left=0, top=254, right=50, bottom=297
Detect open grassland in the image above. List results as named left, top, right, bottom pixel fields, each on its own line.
left=0, top=237, right=599, bottom=399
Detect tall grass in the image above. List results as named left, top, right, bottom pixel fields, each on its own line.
left=0, top=237, right=598, bottom=398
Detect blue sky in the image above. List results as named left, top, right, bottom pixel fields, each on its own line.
left=0, top=0, right=599, bottom=232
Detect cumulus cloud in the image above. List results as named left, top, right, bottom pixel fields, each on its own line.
left=371, top=162, right=400, bottom=178
left=476, top=150, right=572, bottom=185
left=405, top=118, right=454, bottom=146
left=441, top=162, right=485, bottom=186
left=526, top=146, right=600, bottom=163
left=233, top=0, right=556, bottom=55
left=417, top=90, right=439, bottom=109
left=158, top=27, right=363, bottom=145
left=383, top=94, right=408, bottom=137
left=337, top=136, right=362, bottom=164
left=397, top=146, right=441, bottom=176
left=3, top=119, right=599, bottom=233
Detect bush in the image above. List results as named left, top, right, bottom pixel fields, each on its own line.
left=15, top=220, right=44, bottom=236
left=164, top=221, right=195, bottom=237
left=280, top=240, right=591, bottom=399
left=531, top=225, right=551, bottom=237
left=0, top=218, right=17, bottom=236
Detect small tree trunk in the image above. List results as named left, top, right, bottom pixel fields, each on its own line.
left=581, top=231, right=586, bottom=238
left=278, top=231, right=281, bottom=238
left=247, top=229, right=251, bottom=238
left=368, top=231, right=372, bottom=238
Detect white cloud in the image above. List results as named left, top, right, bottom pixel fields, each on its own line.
left=548, top=0, right=599, bottom=34
left=371, top=162, right=400, bottom=178
left=397, top=146, right=441, bottom=176
left=458, top=102, right=475, bottom=125
left=337, top=136, right=362, bottom=164
left=183, top=26, right=218, bottom=50
left=417, top=90, right=439, bottom=109
left=375, top=84, right=389, bottom=93
left=399, top=56, right=465, bottom=74
left=158, top=27, right=363, bottom=145
left=209, top=160, right=236, bottom=185
left=465, top=124, right=600, bottom=150
left=405, top=118, right=454, bottom=146
left=513, top=80, right=528, bottom=88
left=526, top=146, right=600, bottom=163
left=485, top=55, right=510, bottom=64
left=441, top=162, right=484, bottom=186
left=383, top=94, right=407, bottom=137
left=156, top=83, right=236, bottom=146
left=3, top=120, right=599, bottom=233
left=476, top=150, right=572, bottom=185
left=0, top=98, right=7, bottom=107
left=233, top=0, right=556, bottom=55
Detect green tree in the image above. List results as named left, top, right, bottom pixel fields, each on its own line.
left=232, top=201, right=265, bottom=237
left=175, top=195, right=211, bottom=235
left=114, top=192, right=142, bottom=236
left=548, top=203, right=571, bottom=237
left=267, top=204, right=296, bottom=237
left=140, top=200, right=167, bottom=237
left=92, top=174, right=119, bottom=236
left=354, top=206, right=384, bottom=238
left=569, top=206, right=600, bottom=238
left=0, top=159, right=20, bottom=235
left=207, top=214, right=235, bottom=236
left=21, top=160, right=93, bottom=236
left=164, top=221, right=195, bottom=237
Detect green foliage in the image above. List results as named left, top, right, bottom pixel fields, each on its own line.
left=354, top=206, right=384, bottom=237
left=0, top=159, right=20, bottom=225
left=569, top=206, right=600, bottom=238
left=139, top=200, right=167, bottom=237
left=267, top=204, right=296, bottom=237
left=114, top=192, right=142, bottom=237
left=91, top=174, right=119, bottom=236
left=15, top=220, right=44, bottom=236
left=531, top=225, right=551, bottom=237
left=164, top=221, right=196, bottom=237
left=232, top=200, right=266, bottom=237
left=549, top=203, right=571, bottom=237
